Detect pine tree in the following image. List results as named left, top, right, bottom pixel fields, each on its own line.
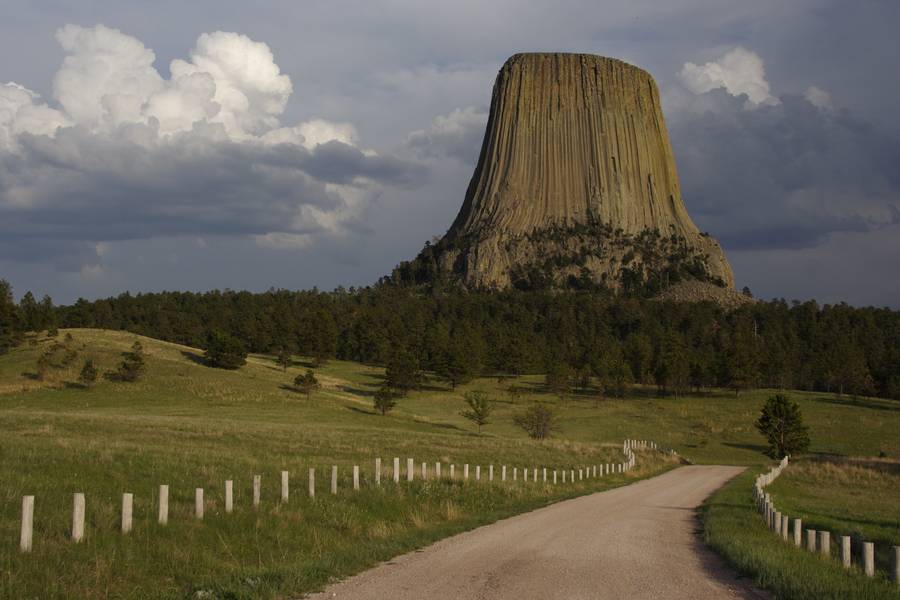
left=205, top=332, right=247, bottom=369
left=78, top=359, right=98, bottom=388
left=373, top=384, right=397, bottom=415
left=109, top=340, right=146, bottom=382
left=294, top=369, right=320, bottom=400
left=385, top=348, right=422, bottom=396
left=460, top=391, right=493, bottom=434
left=756, top=394, right=810, bottom=459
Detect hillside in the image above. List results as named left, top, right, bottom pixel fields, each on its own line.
left=1, top=329, right=899, bottom=598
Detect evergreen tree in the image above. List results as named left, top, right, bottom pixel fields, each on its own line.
left=205, top=332, right=247, bottom=369
left=373, top=384, right=397, bottom=415
left=0, top=279, right=24, bottom=355
left=460, top=390, right=493, bottom=433
left=755, top=394, right=810, bottom=459
left=513, top=403, right=558, bottom=440
left=655, top=331, right=689, bottom=397
left=545, top=361, right=574, bottom=400
left=276, top=347, right=292, bottom=372
left=439, top=335, right=480, bottom=388
left=78, top=359, right=98, bottom=388
left=724, top=316, right=761, bottom=395
left=294, top=369, right=320, bottom=399
left=385, top=348, right=422, bottom=395
left=109, top=340, right=145, bottom=382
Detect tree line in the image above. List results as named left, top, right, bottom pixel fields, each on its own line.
left=2, top=279, right=899, bottom=400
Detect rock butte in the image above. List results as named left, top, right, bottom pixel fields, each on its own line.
left=407, top=52, right=734, bottom=291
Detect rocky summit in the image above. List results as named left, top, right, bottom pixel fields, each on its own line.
left=394, top=53, right=734, bottom=293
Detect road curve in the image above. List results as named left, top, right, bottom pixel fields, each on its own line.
left=305, top=466, right=763, bottom=600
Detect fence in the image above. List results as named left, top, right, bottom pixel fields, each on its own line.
left=754, top=457, right=900, bottom=586
left=15, top=438, right=668, bottom=553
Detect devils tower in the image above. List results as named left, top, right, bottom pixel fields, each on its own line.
left=395, top=53, right=734, bottom=292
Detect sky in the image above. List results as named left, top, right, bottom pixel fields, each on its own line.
left=1, top=0, right=898, bottom=307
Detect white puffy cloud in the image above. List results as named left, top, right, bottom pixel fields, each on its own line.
left=0, top=24, right=423, bottom=263
left=804, top=86, right=833, bottom=110
left=406, top=106, right=487, bottom=164
left=680, top=47, right=778, bottom=106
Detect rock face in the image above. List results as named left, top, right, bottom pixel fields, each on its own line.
left=398, top=53, right=734, bottom=291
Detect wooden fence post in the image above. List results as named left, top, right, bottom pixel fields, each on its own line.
left=489, top=465, right=493, bottom=481
left=864, top=542, right=875, bottom=577
left=393, top=458, right=400, bottom=483
left=253, top=475, right=261, bottom=510
left=72, top=493, right=85, bottom=542
left=502, top=465, right=506, bottom=481
left=331, top=466, right=338, bottom=494
left=524, top=468, right=528, bottom=482
left=533, top=468, right=537, bottom=482
left=781, top=514, right=789, bottom=541
left=476, top=465, right=481, bottom=481
left=20, top=496, right=33, bottom=553
left=407, top=458, right=414, bottom=482
left=561, top=470, right=565, bottom=483
left=543, top=468, right=547, bottom=482
left=819, top=531, right=830, bottom=557
left=195, top=488, right=204, bottom=520
left=436, top=462, right=442, bottom=479
left=309, top=468, right=315, bottom=498
left=571, top=469, right=575, bottom=482
left=122, top=493, right=133, bottom=534
left=422, top=462, right=427, bottom=480
left=464, top=464, right=469, bottom=480
left=224, top=481, right=232, bottom=514
left=160, top=484, right=170, bottom=523
left=514, top=467, right=518, bottom=481
left=353, top=465, right=360, bottom=491
left=806, top=529, right=816, bottom=552
left=450, top=464, right=455, bottom=479
left=281, top=471, right=290, bottom=503
left=553, top=470, right=557, bottom=484
left=375, top=458, right=382, bottom=486
left=793, top=518, right=802, bottom=547
left=841, top=536, right=851, bottom=569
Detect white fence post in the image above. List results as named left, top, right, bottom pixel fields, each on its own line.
left=502, top=465, right=506, bottom=481
left=72, top=493, right=85, bottom=542
left=793, top=518, right=802, bottom=547
left=309, top=468, right=315, bottom=498
left=553, top=470, right=557, bottom=484
left=464, top=464, right=469, bottom=480
left=160, top=484, right=170, bottom=523
left=450, top=464, right=455, bottom=479
left=422, top=462, right=427, bottom=480
left=864, top=542, right=875, bottom=577
left=489, top=465, right=493, bottom=481
left=375, top=458, right=382, bottom=486
left=195, top=488, right=204, bottom=520
left=224, top=480, right=233, bottom=514
left=806, top=529, right=816, bottom=552
left=841, top=536, right=851, bottom=569
left=353, top=465, right=360, bottom=491
left=393, top=457, right=400, bottom=483
left=543, top=468, right=547, bottom=482
left=476, top=465, right=481, bottom=481
left=121, top=493, right=133, bottom=534
left=436, top=462, right=442, bottom=479
left=407, top=458, right=414, bottom=482
left=281, top=471, right=290, bottom=503
left=20, top=496, right=34, bottom=553
left=331, top=466, right=338, bottom=494
left=819, top=531, right=830, bottom=557
left=253, top=475, right=261, bottom=510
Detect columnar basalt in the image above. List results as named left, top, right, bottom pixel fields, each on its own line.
left=396, top=53, right=734, bottom=291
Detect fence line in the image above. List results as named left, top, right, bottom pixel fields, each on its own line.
left=754, top=457, right=900, bottom=586
left=15, top=439, right=668, bottom=553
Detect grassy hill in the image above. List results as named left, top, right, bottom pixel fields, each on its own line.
left=1, top=328, right=899, bottom=598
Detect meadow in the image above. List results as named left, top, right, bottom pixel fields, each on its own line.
left=1, top=328, right=899, bottom=598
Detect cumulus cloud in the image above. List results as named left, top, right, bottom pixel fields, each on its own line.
left=406, top=106, right=487, bottom=164
left=680, top=47, right=778, bottom=107
left=0, top=24, right=423, bottom=263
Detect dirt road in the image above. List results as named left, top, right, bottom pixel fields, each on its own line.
left=305, top=465, right=762, bottom=600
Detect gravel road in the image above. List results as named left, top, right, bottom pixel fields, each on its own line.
left=305, top=465, right=765, bottom=600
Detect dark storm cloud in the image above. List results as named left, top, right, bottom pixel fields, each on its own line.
left=0, top=126, right=424, bottom=252
left=670, top=91, right=900, bottom=250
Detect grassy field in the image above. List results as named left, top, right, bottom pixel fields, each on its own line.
left=1, top=328, right=899, bottom=598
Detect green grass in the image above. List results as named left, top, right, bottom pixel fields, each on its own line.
left=1, top=328, right=899, bottom=599
left=702, top=469, right=900, bottom=599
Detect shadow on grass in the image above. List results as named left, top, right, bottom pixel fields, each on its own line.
left=339, top=385, right=377, bottom=398
left=811, top=395, right=900, bottom=413
left=180, top=350, right=208, bottom=366
left=722, top=441, right=768, bottom=454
